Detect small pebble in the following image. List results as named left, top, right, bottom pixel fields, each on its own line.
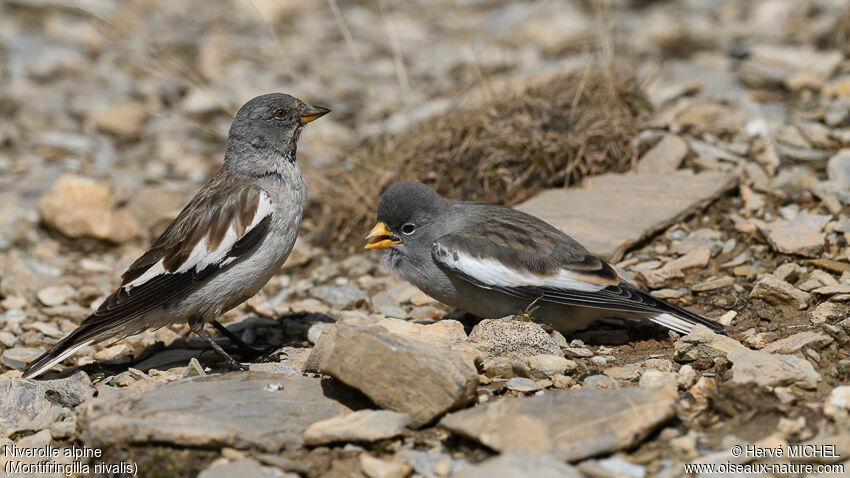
left=506, top=377, right=541, bottom=392
left=183, top=357, right=206, bottom=378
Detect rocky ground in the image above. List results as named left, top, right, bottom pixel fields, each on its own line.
left=2, top=0, right=850, bottom=477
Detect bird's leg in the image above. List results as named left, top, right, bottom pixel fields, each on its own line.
left=212, top=320, right=266, bottom=359
left=189, top=318, right=248, bottom=371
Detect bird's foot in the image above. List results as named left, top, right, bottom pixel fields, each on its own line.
left=228, top=360, right=249, bottom=372
left=212, top=320, right=270, bottom=359
left=253, top=349, right=288, bottom=363
left=191, top=318, right=251, bottom=373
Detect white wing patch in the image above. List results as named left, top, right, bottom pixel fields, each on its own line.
left=434, top=244, right=606, bottom=293
left=649, top=313, right=693, bottom=335
left=124, top=192, right=273, bottom=291
left=124, top=260, right=166, bottom=290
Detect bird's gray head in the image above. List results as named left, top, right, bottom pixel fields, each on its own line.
left=365, top=182, right=448, bottom=260
left=224, top=93, right=329, bottom=174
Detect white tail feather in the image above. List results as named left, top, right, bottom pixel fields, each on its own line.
left=649, top=313, right=693, bottom=335
left=22, top=339, right=94, bottom=379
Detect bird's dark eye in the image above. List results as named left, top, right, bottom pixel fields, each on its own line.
left=273, top=108, right=287, bottom=120
left=401, top=223, right=416, bottom=235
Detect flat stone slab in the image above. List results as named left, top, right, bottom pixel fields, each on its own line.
left=727, top=348, right=821, bottom=390
left=515, top=171, right=737, bottom=261
left=453, top=452, right=583, bottom=478
left=0, top=372, right=95, bottom=437
left=440, top=386, right=677, bottom=462
left=302, top=409, right=411, bottom=446
left=199, top=459, right=295, bottom=478
left=78, top=373, right=353, bottom=452
left=636, top=134, right=689, bottom=173
left=760, top=211, right=830, bottom=257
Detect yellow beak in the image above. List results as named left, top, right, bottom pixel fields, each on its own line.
left=364, top=222, right=401, bottom=250
left=300, top=105, right=331, bottom=125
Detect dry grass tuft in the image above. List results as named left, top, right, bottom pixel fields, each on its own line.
left=311, top=66, right=650, bottom=247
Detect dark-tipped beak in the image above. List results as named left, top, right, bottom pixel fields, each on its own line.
left=300, top=105, right=330, bottom=125
left=364, top=221, right=401, bottom=250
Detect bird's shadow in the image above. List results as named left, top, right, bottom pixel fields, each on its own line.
left=450, top=310, right=674, bottom=347
left=33, top=312, right=337, bottom=381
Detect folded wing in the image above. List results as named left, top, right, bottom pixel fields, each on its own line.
left=431, top=216, right=725, bottom=335
left=23, top=176, right=273, bottom=378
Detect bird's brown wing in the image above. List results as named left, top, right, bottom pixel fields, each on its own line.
left=23, top=175, right=274, bottom=378
left=87, top=175, right=272, bottom=332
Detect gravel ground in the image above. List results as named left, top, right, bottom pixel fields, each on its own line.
left=2, top=0, right=850, bottom=477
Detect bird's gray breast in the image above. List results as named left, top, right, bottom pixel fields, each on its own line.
left=185, top=168, right=306, bottom=319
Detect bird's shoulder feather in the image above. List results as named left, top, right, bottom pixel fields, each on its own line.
left=434, top=204, right=619, bottom=286
left=81, top=175, right=273, bottom=331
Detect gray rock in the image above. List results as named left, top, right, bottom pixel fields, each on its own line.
left=579, top=457, right=646, bottom=478
left=677, top=365, right=697, bottom=389
left=750, top=276, right=811, bottom=309
left=375, top=318, right=469, bottom=348
left=813, top=284, right=850, bottom=297
left=0, top=332, right=17, bottom=348
left=563, top=346, right=594, bottom=358
left=638, top=369, right=677, bottom=389
left=25, top=321, right=65, bottom=339
left=690, top=276, right=734, bottom=292
left=825, top=387, right=850, bottom=418
left=400, top=449, right=469, bottom=478
left=305, top=322, right=330, bottom=345
left=516, top=172, right=737, bottom=261
left=505, top=377, right=541, bottom=392
left=582, top=374, right=619, bottom=389
left=359, top=454, right=412, bottom=478
left=828, top=149, right=850, bottom=189
left=302, top=410, right=410, bottom=446
left=312, top=285, right=368, bottom=307
left=745, top=45, right=842, bottom=86
left=453, top=452, right=582, bottom=478
left=728, top=348, right=821, bottom=389
left=199, top=459, right=291, bottom=478
left=525, top=354, right=575, bottom=379
left=762, top=331, right=833, bottom=354
left=1, top=347, right=44, bottom=370
left=604, top=366, right=642, bottom=382
left=36, top=285, right=75, bottom=307
left=440, top=386, right=677, bottom=461
left=0, top=372, right=95, bottom=436
left=305, top=320, right=478, bottom=427
left=688, top=138, right=744, bottom=163
left=78, top=373, right=353, bottom=451
left=636, top=134, right=688, bottom=173
left=760, top=211, right=831, bottom=258
left=469, top=318, right=561, bottom=359
left=673, top=325, right=745, bottom=363
left=371, top=283, right=419, bottom=308
left=49, top=418, right=77, bottom=440
left=638, top=245, right=712, bottom=289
